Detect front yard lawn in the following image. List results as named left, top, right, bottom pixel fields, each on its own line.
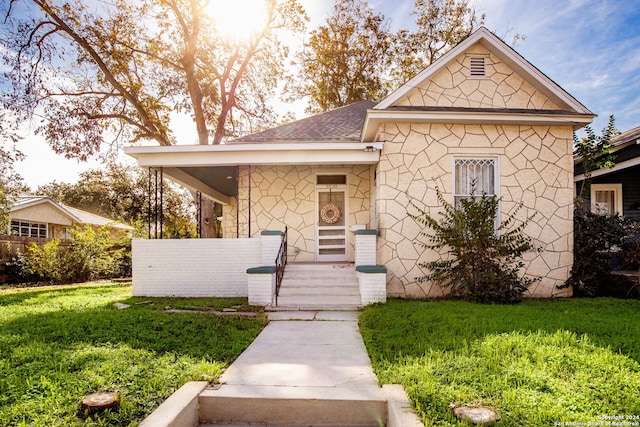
left=0, top=282, right=266, bottom=426
left=360, top=298, right=640, bottom=427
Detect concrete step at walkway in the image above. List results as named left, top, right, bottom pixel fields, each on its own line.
left=267, top=304, right=363, bottom=312
left=278, top=285, right=360, bottom=296
left=199, top=385, right=385, bottom=426
left=277, top=294, right=362, bottom=307
left=199, top=316, right=386, bottom=426
left=283, top=264, right=356, bottom=277
left=202, top=423, right=376, bottom=426
left=281, top=277, right=359, bottom=287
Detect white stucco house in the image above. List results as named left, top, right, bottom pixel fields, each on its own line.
left=125, top=27, right=594, bottom=303
left=8, top=196, right=134, bottom=239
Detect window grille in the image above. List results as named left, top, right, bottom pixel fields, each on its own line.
left=455, top=158, right=495, bottom=199
left=454, top=158, right=498, bottom=228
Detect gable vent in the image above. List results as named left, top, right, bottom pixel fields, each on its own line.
left=469, top=57, right=486, bottom=77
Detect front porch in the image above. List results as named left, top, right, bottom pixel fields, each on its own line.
left=132, top=229, right=387, bottom=307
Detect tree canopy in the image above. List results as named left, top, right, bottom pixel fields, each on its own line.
left=1, top=0, right=307, bottom=156
left=392, top=0, right=483, bottom=84
left=287, top=0, right=483, bottom=113
left=288, top=0, right=392, bottom=114
left=574, top=115, right=618, bottom=199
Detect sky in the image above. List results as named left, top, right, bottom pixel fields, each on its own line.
left=13, top=0, right=640, bottom=189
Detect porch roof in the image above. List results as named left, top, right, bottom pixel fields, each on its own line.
left=124, top=142, right=383, bottom=205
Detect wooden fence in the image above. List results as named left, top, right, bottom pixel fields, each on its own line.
left=0, top=235, right=70, bottom=263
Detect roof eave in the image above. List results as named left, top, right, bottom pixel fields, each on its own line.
left=362, top=110, right=596, bottom=141
left=124, top=142, right=385, bottom=168
left=10, top=197, right=83, bottom=223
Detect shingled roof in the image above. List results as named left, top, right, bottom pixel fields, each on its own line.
left=232, top=100, right=376, bottom=143
left=611, top=125, right=640, bottom=148
left=11, top=196, right=134, bottom=230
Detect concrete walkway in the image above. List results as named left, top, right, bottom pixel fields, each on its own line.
left=220, top=311, right=379, bottom=389
left=199, top=311, right=388, bottom=426
left=141, top=310, right=424, bottom=426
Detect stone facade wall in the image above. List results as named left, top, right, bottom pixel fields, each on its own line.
left=397, top=44, right=561, bottom=110
left=227, top=164, right=372, bottom=263
left=376, top=123, right=574, bottom=298
left=222, top=197, right=238, bottom=238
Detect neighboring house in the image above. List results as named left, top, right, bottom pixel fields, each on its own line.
left=574, top=126, right=640, bottom=217
left=125, top=27, right=594, bottom=299
left=8, top=196, right=134, bottom=239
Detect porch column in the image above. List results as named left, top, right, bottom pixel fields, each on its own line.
left=355, top=229, right=377, bottom=267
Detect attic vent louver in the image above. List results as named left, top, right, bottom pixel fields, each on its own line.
left=470, top=57, right=486, bottom=77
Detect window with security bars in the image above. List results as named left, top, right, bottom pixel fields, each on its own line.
left=454, top=158, right=496, bottom=206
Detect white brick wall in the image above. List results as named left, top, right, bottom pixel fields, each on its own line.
left=355, top=233, right=377, bottom=266
left=358, top=271, right=387, bottom=305
left=247, top=272, right=275, bottom=306
left=261, top=233, right=283, bottom=266
left=132, top=239, right=261, bottom=297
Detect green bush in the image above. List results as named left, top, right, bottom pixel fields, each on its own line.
left=24, top=238, right=65, bottom=283
left=622, top=217, right=640, bottom=271
left=561, top=206, right=626, bottom=297
left=409, top=188, right=539, bottom=304
left=4, top=225, right=128, bottom=284
left=65, top=225, right=125, bottom=282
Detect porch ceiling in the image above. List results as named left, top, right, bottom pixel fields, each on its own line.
left=160, top=166, right=238, bottom=205
left=178, top=166, right=238, bottom=197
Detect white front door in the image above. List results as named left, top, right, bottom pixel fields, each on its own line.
left=316, top=184, right=348, bottom=262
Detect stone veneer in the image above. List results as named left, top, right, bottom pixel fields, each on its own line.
left=397, top=44, right=561, bottom=110
left=377, top=123, right=574, bottom=299
left=223, top=164, right=373, bottom=263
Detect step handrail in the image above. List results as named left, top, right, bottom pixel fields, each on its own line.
left=275, top=226, right=288, bottom=305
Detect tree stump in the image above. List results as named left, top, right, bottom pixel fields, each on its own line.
left=81, top=392, right=120, bottom=413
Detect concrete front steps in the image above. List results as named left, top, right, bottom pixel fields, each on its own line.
left=199, top=384, right=386, bottom=426
left=273, top=263, right=362, bottom=311
left=139, top=381, right=424, bottom=427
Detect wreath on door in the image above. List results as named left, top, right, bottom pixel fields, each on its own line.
left=320, top=202, right=341, bottom=224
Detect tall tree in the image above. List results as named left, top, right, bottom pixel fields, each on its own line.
left=287, top=0, right=483, bottom=113
left=1, top=0, right=306, bottom=236
left=574, top=115, right=618, bottom=200
left=0, top=114, right=27, bottom=232
left=287, top=0, right=392, bottom=113
left=392, top=0, right=484, bottom=84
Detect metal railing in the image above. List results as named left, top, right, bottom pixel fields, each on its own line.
left=275, top=226, right=288, bottom=305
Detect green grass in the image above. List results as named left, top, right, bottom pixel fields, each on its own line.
left=0, top=282, right=267, bottom=426
left=360, top=298, right=640, bottom=427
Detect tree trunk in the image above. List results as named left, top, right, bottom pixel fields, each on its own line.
left=200, top=197, right=221, bottom=238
